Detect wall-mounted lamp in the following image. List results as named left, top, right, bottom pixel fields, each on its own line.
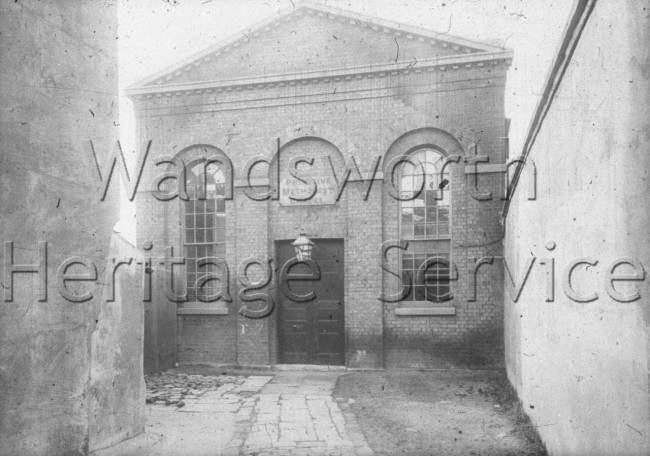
left=292, top=229, right=314, bottom=261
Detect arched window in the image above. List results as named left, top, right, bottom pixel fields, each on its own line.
left=183, top=161, right=226, bottom=301
left=399, top=148, right=451, bottom=302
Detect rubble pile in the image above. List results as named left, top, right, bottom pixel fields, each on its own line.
left=145, top=372, right=246, bottom=406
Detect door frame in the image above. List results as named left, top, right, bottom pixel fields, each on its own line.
left=274, top=238, right=346, bottom=365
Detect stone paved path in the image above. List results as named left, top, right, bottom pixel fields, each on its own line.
left=221, top=372, right=373, bottom=456
left=99, top=371, right=373, bottom=456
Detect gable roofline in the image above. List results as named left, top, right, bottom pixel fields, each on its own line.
left=300, top=1, right=507, bottom=53
left=127, top=0, right=511, bottom=92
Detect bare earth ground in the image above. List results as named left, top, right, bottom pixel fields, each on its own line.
left=333, top=370, right=546, bottom=456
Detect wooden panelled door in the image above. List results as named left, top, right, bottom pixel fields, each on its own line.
left=276, top=239, right=345, bottom=365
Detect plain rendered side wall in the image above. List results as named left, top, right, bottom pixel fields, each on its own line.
left=0, top=2, right=144, bottom=454
left=504, top=2, right=650, bottom=455
left=89, top=234, right=145, bottom=452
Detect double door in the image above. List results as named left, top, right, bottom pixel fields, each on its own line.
left=276, top=239, right=344, bottom=365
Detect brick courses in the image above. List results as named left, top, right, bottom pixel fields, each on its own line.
left=131, top=4, right=511, bottom=369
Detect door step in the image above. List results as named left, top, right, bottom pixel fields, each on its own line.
left=273, top=364, right=348, bottom=372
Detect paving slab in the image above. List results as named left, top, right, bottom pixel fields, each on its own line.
left=222, top=371, right=372, bottom=455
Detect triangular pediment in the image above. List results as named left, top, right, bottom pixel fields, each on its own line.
left=129, top=1, right=508, bottom=92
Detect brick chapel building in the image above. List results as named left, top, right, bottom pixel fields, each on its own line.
left=128, top=2, right=512, bottom=370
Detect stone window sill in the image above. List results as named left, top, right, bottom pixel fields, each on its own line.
left=177, top=306, right=228, bottom=315
left=395, top=307, right=456, bottom=316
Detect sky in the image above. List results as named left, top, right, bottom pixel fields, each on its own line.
left=116, top=0, right=574, bottom=238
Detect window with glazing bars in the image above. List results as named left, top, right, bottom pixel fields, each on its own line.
left=399, top=148, right=451, bottom=302
left=184, top=162, right=226, bottom=301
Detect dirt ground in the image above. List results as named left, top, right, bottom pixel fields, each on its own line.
left=333, top=369, right=546, bottom=456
